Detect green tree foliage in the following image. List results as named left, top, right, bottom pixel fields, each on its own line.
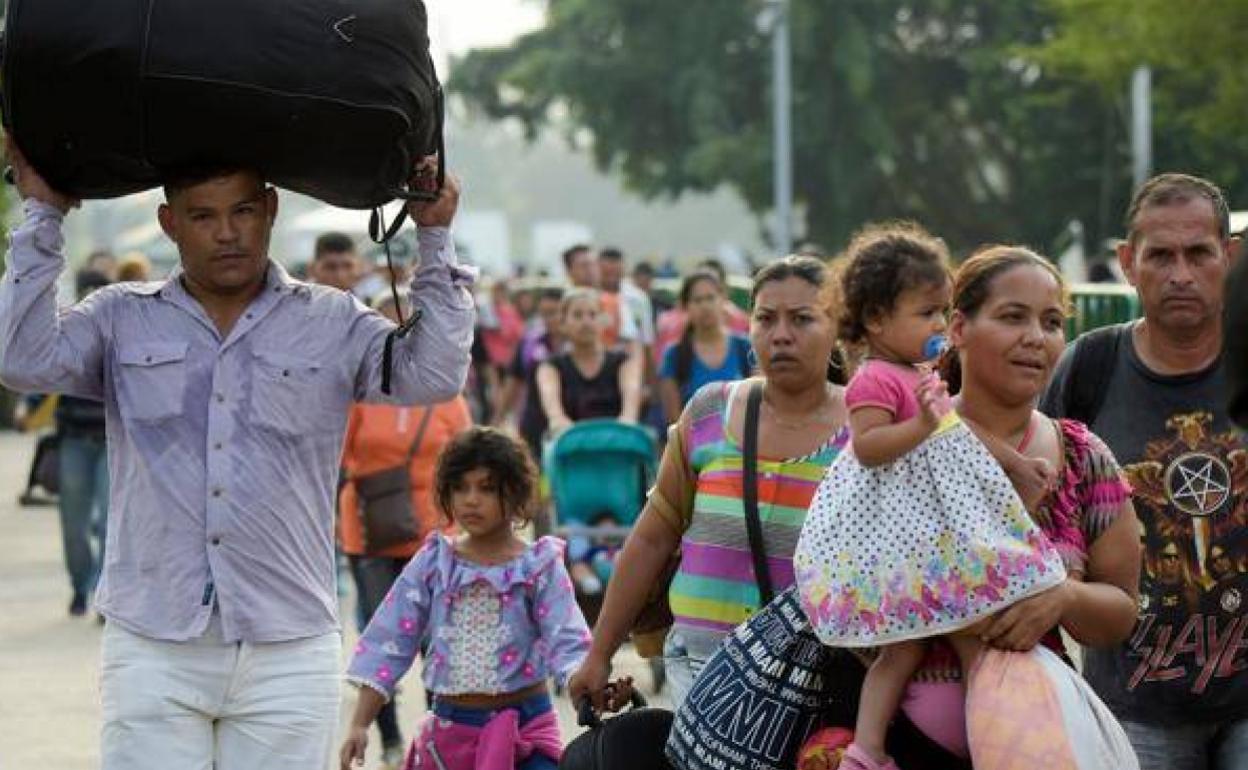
left=1035, top=0, right=1248, bottom=218
left=451, top=1, right=1141, bottom=255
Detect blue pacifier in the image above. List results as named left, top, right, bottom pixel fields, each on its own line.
left=922, top=334, right=948, bottom=361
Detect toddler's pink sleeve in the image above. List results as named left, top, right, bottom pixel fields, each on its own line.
left=845, top=365, right=906, bottom=416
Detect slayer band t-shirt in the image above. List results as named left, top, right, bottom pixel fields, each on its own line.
left=1043, top=326, right=1248, bottom=724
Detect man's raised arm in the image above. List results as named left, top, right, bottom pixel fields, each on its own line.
left=0, top=139, right=106, bottom=397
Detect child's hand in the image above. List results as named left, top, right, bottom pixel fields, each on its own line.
left=1007, top=456, right=1057, bottom=510
left=915, top=373, right=948, bottom=430
left=339, top=726, right=369, bottom=770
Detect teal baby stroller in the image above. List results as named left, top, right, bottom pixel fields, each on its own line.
left=544, top=419, right=664, bottom=690
left=543, top=418, right=656, bottom=613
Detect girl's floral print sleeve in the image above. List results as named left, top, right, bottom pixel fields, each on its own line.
left=345, top=540, right=435, bottom=700
left=530, top=540, right=593, bottom=687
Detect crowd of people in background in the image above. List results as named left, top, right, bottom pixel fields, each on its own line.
left=3, top=163, right=1245, bottom=770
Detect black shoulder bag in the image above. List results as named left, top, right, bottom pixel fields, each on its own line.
left=353, top=406, right=435, bottom=553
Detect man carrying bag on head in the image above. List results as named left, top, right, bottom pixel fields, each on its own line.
left=0, top=141, right=475, bottom=769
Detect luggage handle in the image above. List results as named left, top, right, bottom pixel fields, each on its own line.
left=576, top=689, right=648, bottom=729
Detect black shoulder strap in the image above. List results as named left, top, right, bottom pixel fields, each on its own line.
left=1064, top=323, right=1126, bottom=425
left=404, top=406, right=437, bottom=463
left=742, top=381, right=774, bottom=605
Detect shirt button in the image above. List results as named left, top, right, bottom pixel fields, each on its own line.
left=211, top=537, right=221, bottom=546
left=215, top=393, right=225, bottom=403
left=212, top=489, right=222, bottom=498
left=213, top=442, right=223, bottom=451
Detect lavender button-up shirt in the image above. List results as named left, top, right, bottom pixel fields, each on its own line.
left=0, top=199, right=475, bottom=643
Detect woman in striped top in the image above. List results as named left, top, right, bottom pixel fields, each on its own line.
left=568, top=255, right=851, bottom=709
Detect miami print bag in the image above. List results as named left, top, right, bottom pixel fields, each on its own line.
left=664, top=587, right=855, bottom=770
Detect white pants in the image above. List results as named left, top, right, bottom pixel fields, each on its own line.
left=100, top=615, right=341, bottom=770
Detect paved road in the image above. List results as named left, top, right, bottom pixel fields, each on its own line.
left=0, top=430, right=668, bottom=769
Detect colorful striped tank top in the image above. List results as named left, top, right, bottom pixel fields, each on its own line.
left=668, top=380, right=849, bottom=661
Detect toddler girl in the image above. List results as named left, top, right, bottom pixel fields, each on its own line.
left=794, top=224, right=1067, bottom=770
left=341, top=427, right=592, bottom=770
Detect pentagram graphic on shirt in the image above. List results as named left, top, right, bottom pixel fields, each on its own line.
left=1120, top=411, right=1248, bottom=697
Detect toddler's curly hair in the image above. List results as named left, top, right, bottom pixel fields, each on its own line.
left=837, top=221, right=951, bottom=346
left=435, top=427, right=539, bottom=526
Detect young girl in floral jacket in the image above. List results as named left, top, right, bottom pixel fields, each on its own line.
left=341, top=427, right=591, bottom=770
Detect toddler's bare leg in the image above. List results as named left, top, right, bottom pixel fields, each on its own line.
left=853, top=640, right=926, bottom=763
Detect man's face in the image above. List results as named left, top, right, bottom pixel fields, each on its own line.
left=313, top=250, right=361, bottom=292
left=1210, top=547, right=1235, bottom=581
left=158, top=171, right=276, bottom=297
left=567, top=250, right=599, bottom=289
left=1118, top=198, right=1232, bottom=335
left=600, top=258, right=623, bottom=292
left=1157, top=545, right=1183, bottom=585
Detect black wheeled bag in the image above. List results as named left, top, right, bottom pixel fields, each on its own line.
left=0, top=0, right=443, bottom=209
left=561, top=693, right=675, bottom=770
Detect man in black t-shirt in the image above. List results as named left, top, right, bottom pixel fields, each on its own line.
left=1042, top=173, right=1247, bottom=770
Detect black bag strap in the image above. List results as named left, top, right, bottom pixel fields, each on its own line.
left=404, top=405, right=437, bottom=464
left=743, top=380, right=774, bottom=605
left=372, top=198, right=424, bottom=396
left=372, top=82, right=447, bottom=395
left=348, top=405, right=435, bottom=484
left=1064, top=323, right=1126, bottom=425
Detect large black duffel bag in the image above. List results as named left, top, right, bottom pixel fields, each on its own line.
left=1, top=0, right=442, bottom=209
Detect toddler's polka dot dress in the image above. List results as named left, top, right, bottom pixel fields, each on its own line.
left=795, top=411, right=1067, bottom=647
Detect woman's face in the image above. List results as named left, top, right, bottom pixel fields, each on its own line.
left=685, top=278, right=724, bottom=330
left=750, top=276, right=835, bottom=391
left=563, top=297, right=602, bottom=346
left=950, top=264, right=1067, bottom=406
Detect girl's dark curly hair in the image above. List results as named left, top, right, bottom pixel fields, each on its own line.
left=837, top=222, right=951, bottom=346
left=435, top=427, right=539, bottom=526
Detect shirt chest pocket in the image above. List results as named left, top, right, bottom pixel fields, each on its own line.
left=249, top=348, right=328, bottom=435
left=116, top=342, right=189, bottom=421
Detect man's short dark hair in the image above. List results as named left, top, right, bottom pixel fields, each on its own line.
left=1125, top=173, right=1230, bottom=245
left=314, top=232, right=356, bottom=260
left=162, top=163, right=261, bottom=200
left=697, top=258, right=728, bottom=284
left=562, top=244, right=592, bottom=271
left=633, top=260, right=655, bottom=278
left=537, top=286, right=565, bottom=303
left=599, top=247, right=624, bottom=263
